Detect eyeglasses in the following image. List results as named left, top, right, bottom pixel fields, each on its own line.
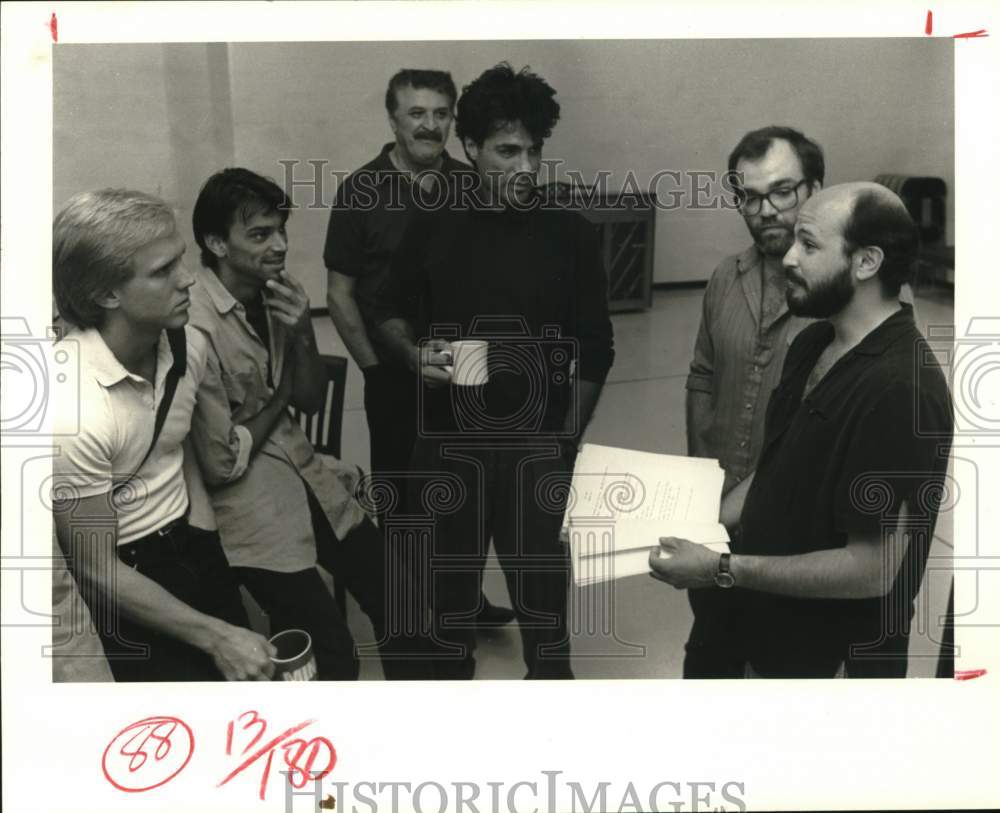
left=735, top=179, right=811, bottom=216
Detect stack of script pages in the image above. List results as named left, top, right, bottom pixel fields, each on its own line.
left=562, top=444, right=731, bottom=586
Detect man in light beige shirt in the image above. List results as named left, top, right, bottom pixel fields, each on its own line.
left=189, top=168, right=432, bottom=680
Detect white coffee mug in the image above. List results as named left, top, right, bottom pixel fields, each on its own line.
left=446, top=340, right=489, bottom=386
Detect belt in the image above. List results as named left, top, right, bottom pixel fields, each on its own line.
left=117, top=514, right=197, bottom=568
left=152, top=515, right=188, bottom=537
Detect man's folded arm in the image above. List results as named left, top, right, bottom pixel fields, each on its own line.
left=190, top=334, right=294, bottom=486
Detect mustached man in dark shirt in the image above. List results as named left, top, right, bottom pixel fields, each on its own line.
left=376, top=63, right=615, bottom=679
left=651, top=182, right=953, bottom=678
left=324, top=69, right=514, bottom=629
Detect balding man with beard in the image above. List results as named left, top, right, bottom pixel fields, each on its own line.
left=653, top=183, right=953, bottom=679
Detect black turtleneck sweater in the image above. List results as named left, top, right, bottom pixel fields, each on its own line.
left=375, top=202, right=615, bottom=434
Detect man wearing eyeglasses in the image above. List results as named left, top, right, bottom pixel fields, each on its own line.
left=682, top=126, right=823, bottom=678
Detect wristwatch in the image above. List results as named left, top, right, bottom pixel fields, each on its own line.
left=714, top=553, right=735, bottom=589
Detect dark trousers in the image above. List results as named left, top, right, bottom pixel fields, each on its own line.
left=683, top=588, right=746, bottom=679
left=410, top=438, right=574, bottom=680
left=101, top=524, right=251, bottom=682
left=236, top=484, right=434, bottom=681
left=845, top=628, right=911, bottom=678
left=363, top=364, right=418, bottom=515
left=233, top=566, right=359, bottom=680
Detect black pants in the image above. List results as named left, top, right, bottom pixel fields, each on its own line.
left=101, top=524, right=251, bottom=682
left=683, top=588, right=746, bottom=679
left=410, top=439, right=574, bottom=680
left=363, top=364, right=418, bottom=516
left=235, top=484, right=434, bottom=681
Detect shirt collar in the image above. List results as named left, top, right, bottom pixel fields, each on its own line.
left=850, top=304, right=916, bottom=356
left=372, top=142, right=396, bottom=171
left=74, top=327, right=173, bottom=388
left=735, top=244, right=764, bottom=275
left=373, top=141, right=467, bottom=176
left=196, top=265, right=241, bottom=315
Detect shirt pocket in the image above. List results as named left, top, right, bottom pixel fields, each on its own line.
left=220, top=366, right=267, bottom=413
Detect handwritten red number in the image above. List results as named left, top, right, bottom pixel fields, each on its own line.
left=218, top=714, right=319, bottom=800
left=235, top=709, right=268, bottom=755
left=119, top=719, right=177, bottom=771
left=102, top=716, right=194, bottom=793
left=282, top=736, right=337, bottom=789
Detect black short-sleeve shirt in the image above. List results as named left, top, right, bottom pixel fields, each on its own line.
left=323, top=142, right=473, bottom=356
left=736, top=305, right=953, bottom=676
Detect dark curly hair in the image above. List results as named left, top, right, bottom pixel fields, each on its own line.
left=455, top=63, right=561, bottom=152
left=192, top=168, right=291, bottom=271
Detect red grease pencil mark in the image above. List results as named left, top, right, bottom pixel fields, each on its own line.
left=954, top=668, right=987, bottom=681
left=102, top=716, right=195, bottom=793
left=49, top=13, right=58, bottom=43
left=923, top=9, right=988, bottom=39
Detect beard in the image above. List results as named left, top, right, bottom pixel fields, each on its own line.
left=786, top=262, right=855, bottom=318
left=748, top=220, right=795, bottom=258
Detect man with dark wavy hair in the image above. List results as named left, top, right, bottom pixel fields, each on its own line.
left=188, top=168, right=434, bottom=680
left=376, top=63, right=615, bottom=679
left=653, top=183, right=953, bottom=679
left=325, top=68, right=514, bottom=629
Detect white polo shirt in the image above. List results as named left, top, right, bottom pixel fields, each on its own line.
left=52, top=326, right=249, bottom=545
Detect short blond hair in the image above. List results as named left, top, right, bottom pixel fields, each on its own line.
left=53, top=189, right=176, bottom=328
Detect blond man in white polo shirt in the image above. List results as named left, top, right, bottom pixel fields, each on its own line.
left=51, top=189, right=275, bottom=682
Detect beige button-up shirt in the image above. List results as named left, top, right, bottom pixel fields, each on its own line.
left=187, top=267, right=366, bottom=572
left=687, top=245, right=812, bottom=492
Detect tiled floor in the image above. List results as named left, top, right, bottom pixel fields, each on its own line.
left=311, top=283, right=956, bottom=680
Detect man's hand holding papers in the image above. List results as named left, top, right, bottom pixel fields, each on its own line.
left=648, top=537, right=720, bottom=589
left=562, top=444, right=731, bottom=586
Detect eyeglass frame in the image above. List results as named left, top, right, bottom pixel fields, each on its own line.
left=733, top=178, right=813, bottom=216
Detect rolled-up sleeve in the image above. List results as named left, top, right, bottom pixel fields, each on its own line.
left=571, top=214, right=615, bottom=383
left=189, top=334, right=252, bottom=487
left=686, top=267, right=717, bottom=394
